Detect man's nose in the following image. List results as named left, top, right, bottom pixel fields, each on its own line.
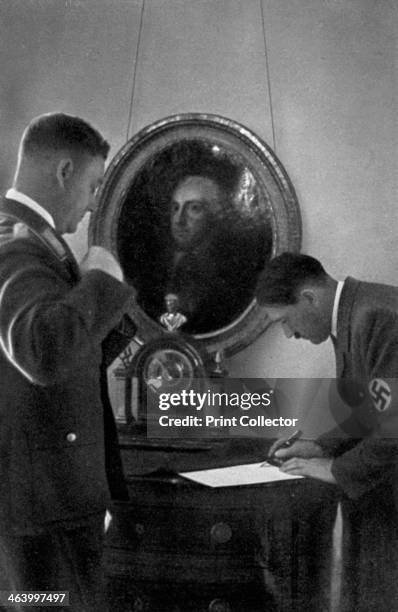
left=174, top=206, right=187, bottom=225
left=281, top=322, right=294, bottom=339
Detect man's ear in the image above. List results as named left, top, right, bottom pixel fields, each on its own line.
left=300, top=288, right=318, bottom=307
left=56, top=158, right=74, bottom=189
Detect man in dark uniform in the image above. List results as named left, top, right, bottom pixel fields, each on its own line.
left=0, top=113, right=135, bottom=611
left=256, top=252, right=398, bottom=612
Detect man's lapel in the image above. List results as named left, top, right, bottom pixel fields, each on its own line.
left=0, top=197, right=80, bottom=281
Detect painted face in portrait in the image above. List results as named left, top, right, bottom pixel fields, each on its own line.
left=170, top=175, right=222, bottom=250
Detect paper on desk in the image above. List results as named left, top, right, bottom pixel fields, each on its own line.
left=178, top=462, right=303, bottom=488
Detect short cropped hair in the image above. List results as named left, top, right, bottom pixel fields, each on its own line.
left=256, top=252, right=328, bottom=305
left=21, top=113, right=110, bottom=160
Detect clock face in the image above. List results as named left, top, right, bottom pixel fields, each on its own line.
left=143, top=348, right=196, bottom=393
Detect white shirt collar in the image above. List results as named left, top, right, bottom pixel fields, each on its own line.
left=331, top=280, right=345, bottom=339
left=6, top=188, right=55, bottom=229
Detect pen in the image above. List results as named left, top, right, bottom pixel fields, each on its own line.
left=260, top=429, right=303, bottom=467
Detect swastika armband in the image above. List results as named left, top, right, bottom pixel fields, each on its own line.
left=368, top=378, right=392, bottom=412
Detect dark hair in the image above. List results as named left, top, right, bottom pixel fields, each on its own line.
left=147, top=140, right=241, bottom=202
left=21, top=113, right=110, bottom=159
left=256, top=252, right=328, bottom=305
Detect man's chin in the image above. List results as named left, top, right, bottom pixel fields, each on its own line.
left=63, top=226, right=76, bottom=235
left=310, top=336, right=328, bottom=345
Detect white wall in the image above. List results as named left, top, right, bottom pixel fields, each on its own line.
left=1, top=0, right=396, bottom=429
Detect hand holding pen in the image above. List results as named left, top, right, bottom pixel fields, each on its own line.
left=261, top=430, right=325, bottom=467
left=261, top=429, right=302, bottom=467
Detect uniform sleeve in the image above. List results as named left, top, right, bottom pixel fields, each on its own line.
left=330, top=310, right=398, bottom=498
left=0, top=245, right=135, bottom=386
left=102, top=315, right=137, bottom=369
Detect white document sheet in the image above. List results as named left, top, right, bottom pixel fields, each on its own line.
left=178, top=462, right=303, bottom=488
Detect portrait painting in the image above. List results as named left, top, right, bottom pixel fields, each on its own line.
left=117, top=138, right=273, bottom=334
left=90, top=114, right=301, bottom=353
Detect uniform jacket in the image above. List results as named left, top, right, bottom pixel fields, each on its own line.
left=0, top=198, right=135, bottom=535
left=320, top=278, right=398, bottom=612
left=319, top=276, right=398, bottom=498
left=318, top=277, right=398, bottom=610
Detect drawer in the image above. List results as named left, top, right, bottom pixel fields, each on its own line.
left=107, top=501, right=258, bottom=555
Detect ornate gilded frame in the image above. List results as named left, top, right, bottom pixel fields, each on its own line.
left=89, top=113, right=301, bottom=356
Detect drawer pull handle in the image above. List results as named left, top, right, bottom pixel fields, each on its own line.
left=210, top=522, right=232, bottom=544
left=135, top=523, right=145, bottom=536
left=208, top=598, right=232, bottom=612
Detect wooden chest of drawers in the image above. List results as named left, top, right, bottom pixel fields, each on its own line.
left=106, top=447, right=338, bottom=612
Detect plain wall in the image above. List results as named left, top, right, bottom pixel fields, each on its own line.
left=0, top=0, right=396, bottom=430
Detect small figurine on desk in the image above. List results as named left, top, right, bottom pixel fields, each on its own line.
left=160, top=293, right=187, bottom=332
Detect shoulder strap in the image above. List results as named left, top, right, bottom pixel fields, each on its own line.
left=0, top=198, right=80, bottom=280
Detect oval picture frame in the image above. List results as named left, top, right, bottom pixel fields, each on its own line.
left=89, top=113, right=301, bottom=356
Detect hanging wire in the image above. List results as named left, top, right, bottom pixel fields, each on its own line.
left=125, top=0, right=146, bottom=142
left=260, top=0, right=277, bottom=152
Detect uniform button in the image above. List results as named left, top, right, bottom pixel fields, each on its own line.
left=66, top=432, right=77, bottom=442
